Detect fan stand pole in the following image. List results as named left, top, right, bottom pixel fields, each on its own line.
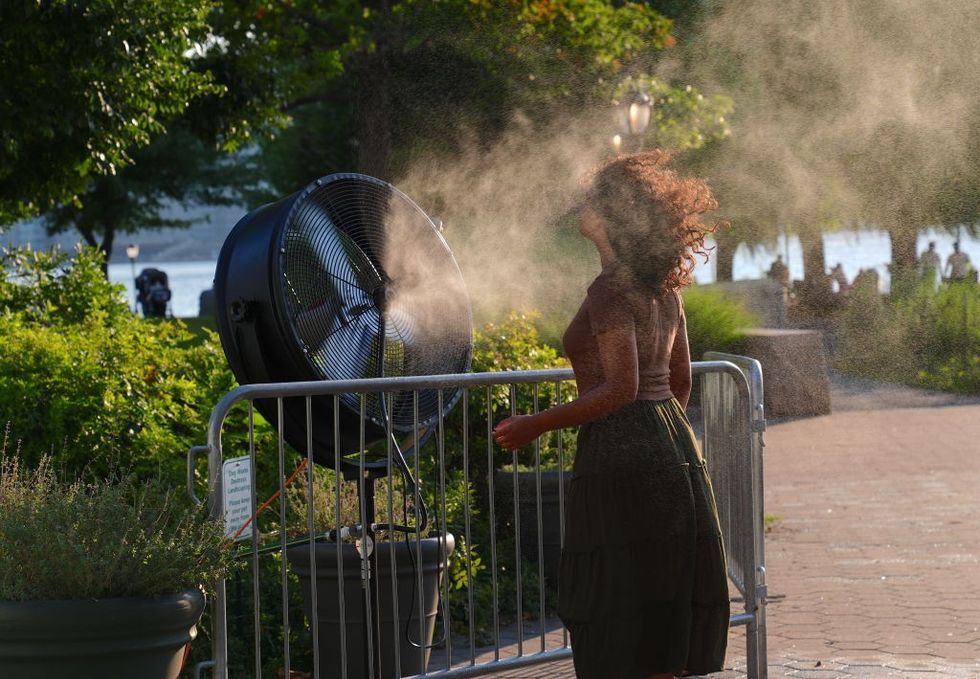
left=347, top=464, right=385, bottom=679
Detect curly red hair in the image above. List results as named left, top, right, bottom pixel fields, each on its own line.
left=586, top=150, right=720, bottom=294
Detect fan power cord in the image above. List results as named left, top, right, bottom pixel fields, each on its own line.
left=387, top=434, right=451, bottom=651
left=402, top=523, right=452, bottom=651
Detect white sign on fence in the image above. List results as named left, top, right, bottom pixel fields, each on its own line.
left=222, top=456, right=254, bottom=542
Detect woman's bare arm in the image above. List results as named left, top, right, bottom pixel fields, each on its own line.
left=668, top=293, right=692, bottom=409
left=492, top=324, right=638, bottom=449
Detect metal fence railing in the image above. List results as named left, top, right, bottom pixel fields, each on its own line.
left=703, top=352, right=768, bottom=679
left=188, top=358, right=767, bottom=679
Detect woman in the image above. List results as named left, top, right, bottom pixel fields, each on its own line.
left=492, top=151, right=730, bottom=678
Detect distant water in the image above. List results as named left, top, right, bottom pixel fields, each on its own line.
left=108, top=227, right=979, bottom=318
left=694, top=227, right=980, bottom=292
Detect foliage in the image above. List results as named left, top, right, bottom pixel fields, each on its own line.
left=0, top=447, right=236, bottom=601
left=0, top=246, right=239, bottom=480
left=0, top=0, right=307, bottom=258
left=449, top=312, right=577, bottom=473
left=242, top=0, right=731, bottom=197
left=918, top=354, right=980, bottom=394
left=438, top=312, right=574, bottom=640
left=40, top=126, right=255, bottom=267
left=0, top=244, right=303, bottom=672
left=836, top=279, right=980, bottom=394
left=683, top=284, right=756, bottom=360
left=473, top=311, right=568, bottom=373
left=5, top=0, right=734, bottom=266
left=674, top=2, right=980, bottom=279
left=0, top=0, right=221, bottom=223
left=0, top=246, right=130, bottom=325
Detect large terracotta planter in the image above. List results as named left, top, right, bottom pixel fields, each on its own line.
left=0, top=588, right=205, bottom=679
left=288, top=533, right=454, bottom=679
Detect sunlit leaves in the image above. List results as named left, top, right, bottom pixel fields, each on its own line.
left=0, top=0, right=221, bottom=224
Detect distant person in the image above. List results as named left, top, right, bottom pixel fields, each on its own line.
left=852, top=268, right=880, bottom=294
left=829, top=263, right=849, bottom=295
left=767, top=254, right=790, bottom=289
left=945, top=241, right=973, bottom=281
left=135, top=268, right=172, bottom=318
left=918, top=241, right=941, bottom=282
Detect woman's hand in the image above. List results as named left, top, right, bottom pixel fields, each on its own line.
left=492, top=415, right=542, bottom=450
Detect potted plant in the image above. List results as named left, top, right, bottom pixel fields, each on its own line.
left=285, top=467, right=454, bottom=679
left=0, top=453, right=236, bottom=679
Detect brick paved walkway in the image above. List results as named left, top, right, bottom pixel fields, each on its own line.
left=464, top=377, right=980, bottom=678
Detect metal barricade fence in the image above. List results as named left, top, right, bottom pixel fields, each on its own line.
left=187, top=359, right=767, bottom=679
left=702, top=352, right=768, bottom=679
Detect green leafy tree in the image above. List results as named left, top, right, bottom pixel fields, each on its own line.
left=7, top=0, right=733, bottom=263
left=0, top=0, right=221, bottom=223
left=670, top=2, right=849, bottom=288
left=41, top=126, right=253, bottom=271
left=347, top=0, right=676, bottom=179
left=242, top=0, right=732, bottom=199
left=0, top=0, right=311, bottom=261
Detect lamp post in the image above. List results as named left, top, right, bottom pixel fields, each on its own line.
left=126, top=243, right=140, bottom=313
left=612, top=88, right=652, bottom=152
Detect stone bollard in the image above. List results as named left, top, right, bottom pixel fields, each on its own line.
left=736, top=328, right=831, bottom=418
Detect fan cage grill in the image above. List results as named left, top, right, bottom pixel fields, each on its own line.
left=277, top=175, right=471, bottom=431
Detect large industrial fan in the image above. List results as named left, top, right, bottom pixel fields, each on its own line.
left=214, top=173, right=473, bottom=470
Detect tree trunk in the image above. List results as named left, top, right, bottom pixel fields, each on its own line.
left=353, top=52, right=394, bottom=181
left=890, top=227, right=918, bottom=271
left=713, top=229, right=737, bottom=282
left=889, top=225, right=919, bottom=298
left=78, top=226, right=98, bottom=249
left=99, top=224, right=115, bottom=276
left=800, top=227, right=827, bottom=285
left=77, top=225, right=112, bottom=276
left=798, top=226, right=833, bottom=312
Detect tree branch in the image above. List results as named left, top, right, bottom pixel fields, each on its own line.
left=78, top=225, right=98, bottom=248
left=282, top=94, right=339, bottom=113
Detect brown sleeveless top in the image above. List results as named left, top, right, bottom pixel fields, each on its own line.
left=562, top=266, right=684, bottom=401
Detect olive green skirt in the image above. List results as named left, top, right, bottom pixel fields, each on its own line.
left=557, top=398, right=730, bottom=678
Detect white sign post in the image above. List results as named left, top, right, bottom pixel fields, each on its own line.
left=222, top=456, right=254, bottom=542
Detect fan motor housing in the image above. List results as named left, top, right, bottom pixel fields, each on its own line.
left=214, top=174, right=472, bottom=469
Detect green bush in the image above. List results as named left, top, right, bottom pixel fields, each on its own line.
left=452, top=311, right=577, bottom=468
left=836, top=278, right=980, bottom=393
left=918, top=354, right=980, bottom=393
left=0, top=445, right=236, bottom=601
left=0, top=246, right=243, bottom=481
left=0, top=246, right=131, bottom=326
left=682, top=284, right=757, bottom=360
